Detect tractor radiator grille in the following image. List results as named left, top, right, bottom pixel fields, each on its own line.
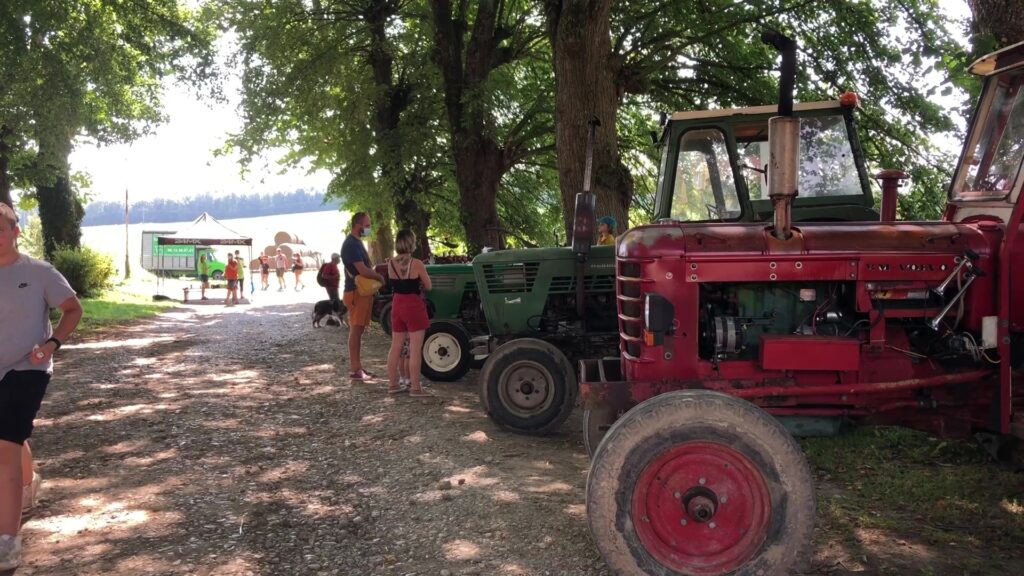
left=549, top=275, right=617, bottom=294
left=431, top=275, right=457, bottom=290
left=482, top=262, right=540, bottom=294
left=617, top=260, right=646, bottom=358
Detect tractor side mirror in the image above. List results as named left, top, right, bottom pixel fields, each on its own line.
left=571, top=192, right=596, bottom=256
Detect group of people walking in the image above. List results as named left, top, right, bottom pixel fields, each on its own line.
left=338, top=212, right=433, bottom=397
left=257, top=249, right=306, bottom=292
left=197, top=248, right=312, bottom=305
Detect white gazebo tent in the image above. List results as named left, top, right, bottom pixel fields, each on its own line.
left=156, top=212, right=253, bottom=298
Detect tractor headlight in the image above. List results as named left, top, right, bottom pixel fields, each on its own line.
left=644, top=293, right=674, bottom=342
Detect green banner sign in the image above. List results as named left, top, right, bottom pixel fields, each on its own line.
left=151, top=237, right=194, bottom=257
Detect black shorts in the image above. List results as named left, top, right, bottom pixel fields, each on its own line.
left=0, top=370, right=51, bottom=445
left=227, top=279, right=238, bottom=289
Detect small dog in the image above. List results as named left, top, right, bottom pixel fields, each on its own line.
left=312, top=299, right=349, bottom=328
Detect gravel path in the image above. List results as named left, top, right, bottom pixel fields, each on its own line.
left=16, top=292, right=607, bottom=576
left=13, top=289, right=1011, bottom=576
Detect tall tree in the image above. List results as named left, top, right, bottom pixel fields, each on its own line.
left=1, top=1, right=216, bottom=255
left=226, top=0, right=447, bottom=260
left=546, top=0, right=632, bottom=238
left=545, top=0, right=964, bottom=225
left=428, top=0, right=551, bottom=254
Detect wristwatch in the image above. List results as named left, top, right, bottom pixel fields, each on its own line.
left=46, top=336, right=62, bottom=350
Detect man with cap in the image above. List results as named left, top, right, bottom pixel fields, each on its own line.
left=322, top=253, right=342, bottom=304
left=597, top=216, right=617, bottom=246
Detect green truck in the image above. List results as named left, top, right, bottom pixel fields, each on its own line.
left=141, top=230, right=226, bottom=278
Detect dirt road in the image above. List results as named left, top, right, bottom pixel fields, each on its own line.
left=12, top=293, right=1024, bottom=575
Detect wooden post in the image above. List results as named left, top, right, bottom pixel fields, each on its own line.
left=124, top=187, right=131, bottom=279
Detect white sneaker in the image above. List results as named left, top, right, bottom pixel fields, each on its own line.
left=22, top=471, right=41, bottom=513
left=0, top=535, right=22, bottom=571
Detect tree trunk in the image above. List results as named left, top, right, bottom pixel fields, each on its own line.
left=429, top=0, right=509, bottom=256
left=549, top=0, right=633, bottom=242
left=453, top=137, right=505, bottom=254
left=36, top=172, right=82, bottom=259
left=395, top=174, right=433, bottom=260
left=366, top=0, right=431, bottom=261
left=969, top=1, right=1024, bottom=47
left=34, top=128, right=81, bottom=259
left=368, top=209, right=394, bottom=264
left=0, top=125, right=12, bottom=208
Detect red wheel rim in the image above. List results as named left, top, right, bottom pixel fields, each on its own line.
left=631, top=441, right=771, bottom=575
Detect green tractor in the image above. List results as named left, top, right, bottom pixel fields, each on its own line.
left=472, top=96, right=881, bottom=435
left=374, top=262, right=488, bottom=381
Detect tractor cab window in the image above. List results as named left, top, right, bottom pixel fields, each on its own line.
left=953, top=68, right=1024, bottom=200
left=738, top=114, right=862, bottom=200
left=670, top=129, right=741, bottom=221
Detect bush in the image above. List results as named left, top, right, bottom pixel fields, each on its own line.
left=50, top=245, right=116, bottom=297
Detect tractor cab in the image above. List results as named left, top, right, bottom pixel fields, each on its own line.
left=655, top=97, right=878, bottom=224
left=946, top=45, right=1024, bottom=225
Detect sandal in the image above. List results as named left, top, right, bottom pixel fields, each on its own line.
left=349, top=369, right=376, bottom=381
left=387, top=384, right=409, bottom=395
left=409, top=388, right=434, bottom=398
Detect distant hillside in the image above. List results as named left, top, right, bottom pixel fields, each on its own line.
left=83, top=189, right=341, bottom=226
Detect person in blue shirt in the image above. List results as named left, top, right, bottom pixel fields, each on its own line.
left=341, top=212, right=385, bottom=380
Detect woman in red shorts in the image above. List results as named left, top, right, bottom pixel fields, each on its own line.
left=386, top=229, right=433, bottom=397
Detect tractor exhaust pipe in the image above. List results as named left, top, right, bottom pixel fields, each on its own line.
left=572, top=117, right=601, bottom=321
left=761, top=31, right=799, bottom=241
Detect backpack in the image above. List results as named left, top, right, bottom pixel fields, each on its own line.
left=316, top=263, right=328, bottom=287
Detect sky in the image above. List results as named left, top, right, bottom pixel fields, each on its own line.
left=70, top=87, right=333, bottom=204
left=66, top=1, right=972, bottom=206
left=68, top=34, right=334, bottom=205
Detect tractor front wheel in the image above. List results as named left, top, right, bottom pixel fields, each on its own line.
left=211, top=270, right=224, bottom=280
left=421, top=321, right=472, bottom=382
left=479, top=339, right=576, bottom=436
left=587, top=390, right=815, bottom=576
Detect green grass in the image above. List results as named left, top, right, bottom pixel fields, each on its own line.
left=67, top=285, right=178, bottom=335
left=803, top=426, right=1024, bottom=571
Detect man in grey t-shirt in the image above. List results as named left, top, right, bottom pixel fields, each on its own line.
left=0, top=203, right=82, bottom=571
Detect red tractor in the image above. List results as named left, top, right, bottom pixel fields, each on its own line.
left=579, top=38, right=1024, bottom=575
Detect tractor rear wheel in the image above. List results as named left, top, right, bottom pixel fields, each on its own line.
left=587, top=390, right=815, bottom=576
left=583, top=405, right=618, bottom=457
left=421, top=321, right=472, bottom=382
left=211, top=270, right=224, bottom=280
left=479, top=338, right=576, bottom=435
left=379, top=302, right=393, bottom=336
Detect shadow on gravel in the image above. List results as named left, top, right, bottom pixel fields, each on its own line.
left=20, top=300, right=1022, bottom=576
left=17, top=302, right=608, bottom=576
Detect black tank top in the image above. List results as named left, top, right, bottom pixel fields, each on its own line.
left=389, top=258, right=421, bottom=294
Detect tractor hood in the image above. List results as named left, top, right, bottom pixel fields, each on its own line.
left=473, top=244, right=616, bottom=264
left=424, top=263, right=475, bottom=274
left=619, top=220, right=998, bottom=260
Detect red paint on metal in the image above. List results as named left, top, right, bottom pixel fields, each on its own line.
left=875, top=170, right=908, bottom=221
left=998, top=217, right=1024, bottom=434
left=760, top=336, right=861, bottom=371
left=606, top=205, right=1016, bottom=440
left=732, top=370, right=989, bottom=400
left=631, top=442, right=770, bottom=575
